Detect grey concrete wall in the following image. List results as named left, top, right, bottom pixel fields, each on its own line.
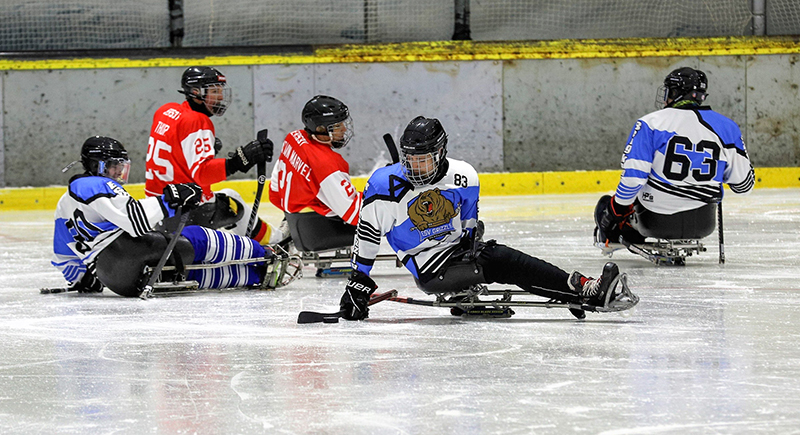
left=503, top=56, right=749, bottom=172
left=3, top=67, right=256, bottom=187
left=2, top=55, right=799, bottom=187
left=253, top=62, right=503, bottom=177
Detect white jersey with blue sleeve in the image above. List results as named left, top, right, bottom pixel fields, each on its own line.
left=615, top=106, right=754, bottom=214
left=52, top=174, right=172, bottom=283
left=352, top=158, right=480, bottom=281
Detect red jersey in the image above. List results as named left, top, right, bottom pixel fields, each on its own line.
left=145, top=101, right=227, bottom=202
left=269, top=130, right=362, bottom=225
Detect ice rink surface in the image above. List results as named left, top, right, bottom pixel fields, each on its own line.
left=1, top=189, right=799, bottom=435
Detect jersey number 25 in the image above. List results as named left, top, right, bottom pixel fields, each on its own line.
left=146, top=137, right=174, bottom=182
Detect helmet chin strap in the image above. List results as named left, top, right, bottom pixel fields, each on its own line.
left=187, top=97, right=214, bottom=117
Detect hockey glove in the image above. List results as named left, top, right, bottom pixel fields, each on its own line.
left=214, top=137, right=223, bottom=156
left=225, top=136, right=274, bottom=176
left=70, top=268, right=104, bottom=293
left=340, top=271, right=377, bottom=321
left=163, top=183, right=203, bottom=211
left=598, top=196, right=634, bottom=234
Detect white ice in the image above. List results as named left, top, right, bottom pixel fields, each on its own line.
left=1, top=189, right=799, bottom=434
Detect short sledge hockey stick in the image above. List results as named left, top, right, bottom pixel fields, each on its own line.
left=246, top=129, right=269, bottom=237
left=383, top=133, right=400, bottom=164
left=297, top=289, right=398, bottom=324
left=140, top=206, right=190, bottom=300
left=40, top=286, right=75, bottom=294
left=717, top=201, right=725, bottom=265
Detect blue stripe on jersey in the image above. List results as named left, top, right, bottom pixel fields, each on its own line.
left=696, top=110, right=745, bottom=150
left=53, top=218, right=77, bottom=255
left=68, top=176, right=121, bottom=204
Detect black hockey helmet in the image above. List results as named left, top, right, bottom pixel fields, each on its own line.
left=302, top=95, right=353, bottom=148
left=80, top=136, right=131, bottom=184
left=399, top=116, right=448, bottom=187
left=656, top=67, right=708, bottom=109
left=178, top=66, right=231, bottom=116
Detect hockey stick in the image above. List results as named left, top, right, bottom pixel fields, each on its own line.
left=140, top=206, right=190, bottom=300
left=385, top=280, right=639, bottom=314
left=383, top=133, right=400, bottom=164
left=245, top=129, right=269, bottom=238
left=717, top=201, right=725, bottom=264
left=40, top=286, right=74, bottom=294
left=297, top=289, right=398, bottom=324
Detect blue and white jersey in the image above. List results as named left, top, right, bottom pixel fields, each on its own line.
left=52, top=174, right=172, bottom=284
left=352, top=158, right=480, bottom=280
left=615, top=106, right=754, bottom=214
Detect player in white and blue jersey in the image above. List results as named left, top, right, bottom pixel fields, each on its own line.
left=339, top=116, right=624, bottom=320
left=595, top=67, right=755, bottom=245
left=52, top=136, right=277, bottom=297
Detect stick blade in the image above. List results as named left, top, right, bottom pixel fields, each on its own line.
left=40, top=287, right=71, bottom=294
left=297, top=310, right=342, bottom=324
left=383, top=133, right=400, bottom=164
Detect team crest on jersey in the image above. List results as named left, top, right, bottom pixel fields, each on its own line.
left=407, top=188, right=459, bottom=241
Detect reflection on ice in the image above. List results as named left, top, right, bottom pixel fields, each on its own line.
left=1, top=189, right=799, bottom=434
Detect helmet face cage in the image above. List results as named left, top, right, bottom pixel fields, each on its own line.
left=401, top=146, right=445, bottom=187
left=327, top=116, right=354, bottom=149
left=190, top=82, right=231, bottom=116
left=181, top=67, right=231, bottom=116
left=399, top=117, right=448, bottom=187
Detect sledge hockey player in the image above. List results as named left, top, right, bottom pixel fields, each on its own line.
left=144, top=66, right=286, bottom=245
left=594, top=67, right=755, bottom=250
left=339, top=116, right=635, bottom=321
left=269, top=95, right=362, bottom=252
left=52, top=136, right=283, bottom=297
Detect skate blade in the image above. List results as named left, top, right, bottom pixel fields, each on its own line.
left=595, top=241, right=624, bottom=258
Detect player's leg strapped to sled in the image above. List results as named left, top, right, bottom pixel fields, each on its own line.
left=63, top=227, right=302, bottom=298
left=410, top=238, right=638, bottom=319
left=594, top=194, right=720, bottom=265
left=284, top=211, right=400, bottom=277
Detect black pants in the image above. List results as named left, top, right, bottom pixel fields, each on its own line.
left=417, top=241, right=581, bottom=303
left=631, top=202, right=716, bottom=239
left=94, top=232, right=194, bottom=297
left=284, top=212, right=356, bottom=252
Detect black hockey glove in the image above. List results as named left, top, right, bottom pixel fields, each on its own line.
left=163, top=183, right=203, bottom=211
left=70, top=268, right=104, bottom=293
left=214, top=137, right=223, bottom=156
left=598, top=196, right=634, bottom=233
left=226, top=136, right=274, bottom=176
left=340, top=271, right=377, bottom=321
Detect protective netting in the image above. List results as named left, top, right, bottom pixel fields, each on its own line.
left=768, top=0, right=800, bottom=36
left=0, top=1, right=169, bottom=51
left=0, top=1, right=799, bottom=52
left=182, top=0, right=453, bottom=47
left=470, top=0, right=754, bottom=41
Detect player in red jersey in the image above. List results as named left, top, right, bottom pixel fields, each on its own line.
left=269, top=95, right=362, bottom=251
left=145, top=66, right=286, bottom=245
